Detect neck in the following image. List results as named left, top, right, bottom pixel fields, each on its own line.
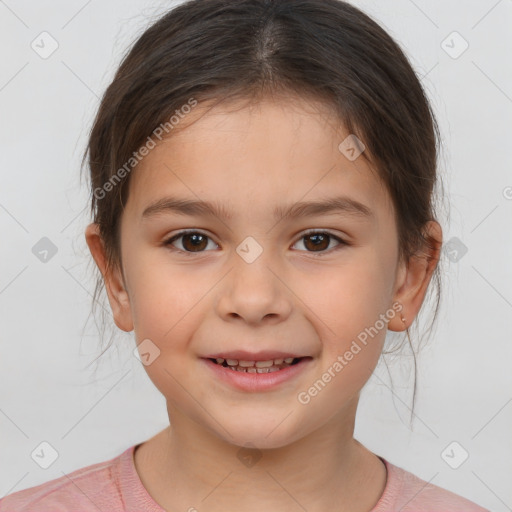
left=134, top=397, right=386, bottom=512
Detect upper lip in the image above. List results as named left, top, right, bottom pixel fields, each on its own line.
left=204, top=350, right=307, bottom=361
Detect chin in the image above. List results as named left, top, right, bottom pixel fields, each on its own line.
left=208, top=411, right=308, bottom=451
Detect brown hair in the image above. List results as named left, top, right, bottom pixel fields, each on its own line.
left=82, top=0, right=444, bottom=423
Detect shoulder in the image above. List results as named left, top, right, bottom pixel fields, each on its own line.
left=373, top=457, right=490, bottom=512
left=0, top=446, right=132, bottom=512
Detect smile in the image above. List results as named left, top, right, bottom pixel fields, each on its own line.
left=202, top=356, right=312, bottom=392
left=210, top=357, right=301, bottom=373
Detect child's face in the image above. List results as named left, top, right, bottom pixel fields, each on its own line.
left=101, top=95, right=416, bottom=448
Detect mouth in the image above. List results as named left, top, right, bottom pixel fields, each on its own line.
left=202, top=353, right=313, bottom=392
left=208, top=356, right=305, bottom=373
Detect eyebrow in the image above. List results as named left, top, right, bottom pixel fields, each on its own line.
left=141, top=195, right=373, bottom=222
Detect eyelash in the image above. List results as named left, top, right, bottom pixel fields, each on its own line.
left=163, top=229, right=348, bottom=257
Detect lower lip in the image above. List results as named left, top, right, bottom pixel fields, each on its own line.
left=201, top=358, right=311, bottom=392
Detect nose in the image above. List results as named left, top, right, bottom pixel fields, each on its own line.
left=215, top=248, right=293, bottom=326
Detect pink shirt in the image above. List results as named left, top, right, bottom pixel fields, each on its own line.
left=0, top=445, right=489, bottom=511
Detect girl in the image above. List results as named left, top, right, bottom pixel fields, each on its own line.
left=0, top=0, right=490, bottom=510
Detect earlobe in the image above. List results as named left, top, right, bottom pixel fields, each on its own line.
left=84, top=223, right=134, bottom=332
left=388, top=221, right=442, bottom=332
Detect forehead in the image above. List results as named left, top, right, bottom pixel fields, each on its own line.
left=125, top=95, right=393, bottom=224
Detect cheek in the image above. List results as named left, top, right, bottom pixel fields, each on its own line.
left=295, top=252, right=392, bottom=381
left=125, top=249, right=207, bottom=337
left=301, top=251, right=393, bottom=333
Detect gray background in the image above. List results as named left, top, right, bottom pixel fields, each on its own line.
left=0, top=1, right=511, bottom=510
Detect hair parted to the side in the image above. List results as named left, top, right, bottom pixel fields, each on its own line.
left=81, top=0, right=446, bottom=425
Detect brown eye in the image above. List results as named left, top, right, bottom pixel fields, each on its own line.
left=165, top=231, right=217, bottom=253
left=181, top=233, right=208, bottom=251
left=303, top=233, right=330, bottom=251
left=164, top=230, right=346, bottom=256
left=293, top=231, right=346, bottom=254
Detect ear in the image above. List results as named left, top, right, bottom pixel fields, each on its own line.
left=85, top=223, right=134, bottom=332
left=388, top=220, right=442, bottom=332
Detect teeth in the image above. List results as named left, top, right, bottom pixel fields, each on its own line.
left=255, top=360, right=274, bottom=368
left=211, top=356, right=301, bottom=372
left=214, top=357, right=297, bottom=366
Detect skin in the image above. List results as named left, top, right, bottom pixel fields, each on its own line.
left=86, top=94, right=442, bottom=512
